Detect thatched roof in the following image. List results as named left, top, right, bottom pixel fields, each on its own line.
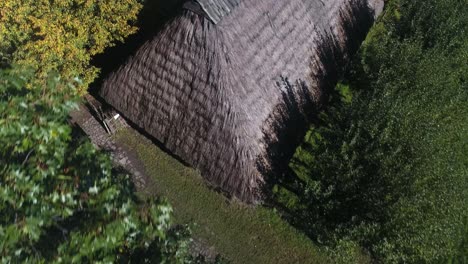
left=100, top=0, right=383, bottom=203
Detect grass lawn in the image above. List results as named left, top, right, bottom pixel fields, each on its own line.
left=114, top=129, right=328, bottom=264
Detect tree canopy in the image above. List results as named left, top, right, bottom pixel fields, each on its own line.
left=0, top=69, right=191, bottom=262
left=0, top=0, right=141, bottom=93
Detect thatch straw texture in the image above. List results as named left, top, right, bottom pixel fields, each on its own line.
left=100, top=0, right=383, bottom=203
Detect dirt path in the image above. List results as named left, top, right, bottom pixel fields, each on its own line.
left=70, top=103, right=148, bottom=191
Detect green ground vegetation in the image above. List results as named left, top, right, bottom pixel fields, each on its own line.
left=115, top=129, right=328, bottom=264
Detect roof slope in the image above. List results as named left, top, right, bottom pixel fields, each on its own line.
left=100, top=0, right=383, bottom=202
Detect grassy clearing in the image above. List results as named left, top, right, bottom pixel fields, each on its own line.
left=115, top=129, right=327, bottom=264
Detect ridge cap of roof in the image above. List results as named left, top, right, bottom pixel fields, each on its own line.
left=184, top=0, right=241, bottom=24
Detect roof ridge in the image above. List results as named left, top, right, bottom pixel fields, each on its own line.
left=184, top=0, right=241, bottom=24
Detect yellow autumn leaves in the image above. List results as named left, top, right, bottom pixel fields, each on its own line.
left=0, top=0, right=142, bottom=93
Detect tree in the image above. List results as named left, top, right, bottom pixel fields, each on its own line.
left=277, top=0, right=468, bottom=262
left=0, top=69, right=191, bottom=263
left=0, top=0, right=141, bottom=93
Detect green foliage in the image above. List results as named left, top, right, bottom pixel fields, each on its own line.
left=280, top=0, right=468, bottom=262
left=0, top=69, right=191, bottom=263
left=0, top=0, right=141, bottom=93
left=448, top=219, right=468, bottom=264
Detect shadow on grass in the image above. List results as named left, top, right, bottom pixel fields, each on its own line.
left=113, top=128, right=328, bottom=264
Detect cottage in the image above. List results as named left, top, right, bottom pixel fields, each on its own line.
left=100, top=0, right=384, bottom=202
